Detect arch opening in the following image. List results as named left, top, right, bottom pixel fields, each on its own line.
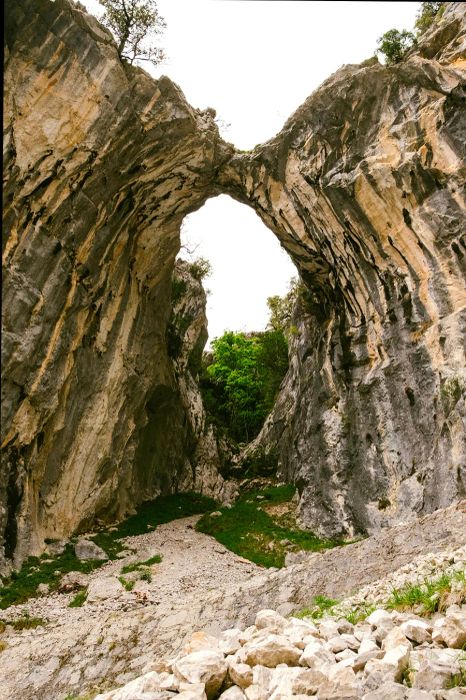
left=164, top=195, right=299, bottom=451
left=178, top=194, right=297, bottom=345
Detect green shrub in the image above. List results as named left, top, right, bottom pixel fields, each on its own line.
left=415, top=2, right=445, bottom=36
left=171, top=276, right=187, bottom=305
left=376, top=29, right=416, bottom=65
left=10, top=615, right=46, bottom=631
left=187, top=257, right=212, bottom=281
left=201, top=329, right=288, bottom=443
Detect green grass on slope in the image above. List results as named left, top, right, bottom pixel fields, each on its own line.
left=0, top=492, right=216, bottom=609
left=109, top=492, right=216, bottom=539
left=295, top=568, right=466, bottom=624
left=386, top=569, right=466, bottom=615
left=196, top=484, right=343, bottom=568
left=0, top=545, right=107, bottom=610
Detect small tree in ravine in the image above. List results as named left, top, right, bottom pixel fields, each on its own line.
left=98, top=0, right=166, bottom=66
left=187, top=257, right=212, bottom=282
left=201, top=330, right=289, bottom=444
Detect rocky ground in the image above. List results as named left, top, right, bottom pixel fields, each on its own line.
left=0, top=502, right=465, bottom=699
left=96, top=581, right=466, bottom=700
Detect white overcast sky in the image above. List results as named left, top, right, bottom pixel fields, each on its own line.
left=82, top=0, right=419, bottom=342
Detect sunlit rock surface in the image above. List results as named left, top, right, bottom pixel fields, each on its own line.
left=229, top=4, right=466, bottom=537
left=2, top=0, right=465, bottom=568
left=2, top=0, right=232, bottom=570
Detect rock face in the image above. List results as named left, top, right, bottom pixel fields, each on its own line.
left=2, top=0, right=232, bottom=570
left=166, top=260, right=237, bottom=505
left=2, top=0, right=466, bottom=567
left=231, top=5, right=466, bottom=537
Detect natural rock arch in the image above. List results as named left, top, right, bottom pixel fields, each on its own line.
left=2, top=0, right=465, bottom=569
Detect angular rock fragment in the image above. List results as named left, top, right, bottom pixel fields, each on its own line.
left=75, top=539, right=109, bottom=561
left=173, top=651, right=227, bottom=699
left=243, top=634, right=302, bottom=668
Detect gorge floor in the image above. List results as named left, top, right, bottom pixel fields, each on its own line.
left=0, top=515, right=261, bottom=699
left=0, top=503, right=465, bottom=699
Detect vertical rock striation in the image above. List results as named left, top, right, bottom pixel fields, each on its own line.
left=222, top=4, right=466, bottom=537
left=2, top=0, right=232, bottom=570
left=164, top=260, right=237, bottom=504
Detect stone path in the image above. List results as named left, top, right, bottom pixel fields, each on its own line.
left=0, top=502, right=465, bottom=700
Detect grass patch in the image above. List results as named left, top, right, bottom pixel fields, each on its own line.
left=294, top=595, right=339, bottom=620
left=386, top=569, right=465, bottom=616
left=68, top=589, right=88, bottom=608
left=344, top=604, right=377, bottom=625
left=109, top=492, right=217, bottom=539
left=0, top=641, right=7, bottom=652
left=196, top=485, right=343, bottom=568
left=295, top=568, right=465, bottom=625
left=120, top=554, right=162, bottom=575
left=0, top=544, right=107, bottom=610
left=0, top=492, right=215, bottom=609
left=118, top=576, right=135, bottom=592
left=10, top=615, right=46, bottom=631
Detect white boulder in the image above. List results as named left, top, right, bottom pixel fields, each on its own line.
left=173, top=650, right=227, bottom=699
left=243, top=634, right=301, bottom=668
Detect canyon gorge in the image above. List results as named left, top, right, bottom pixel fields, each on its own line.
left=2, top=0, right=466, bottom=577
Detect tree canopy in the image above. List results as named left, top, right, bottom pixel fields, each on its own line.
left=376, top=29, right=416, bottom=65
left=201, top=330, right=288, bottom=444
left=414, top=2, right=445, bottom=35
left=376, top=2, right=445, bottom=66
left=99, top=0, right=166, bottom=66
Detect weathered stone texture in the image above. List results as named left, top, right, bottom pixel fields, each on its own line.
left=231, top=4, right=466, bottom=537
left=2, top=0, right=232, bottom=570
left=2, top=0, right=466, bottom=568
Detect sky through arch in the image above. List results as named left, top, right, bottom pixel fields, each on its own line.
left=179, top=195, right=297, bottom=343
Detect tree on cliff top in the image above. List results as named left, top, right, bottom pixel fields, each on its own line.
left=376, top=2, right=445, bottom=66
left=414, top=2, right=445, bottom=35
left=99, top=0, right=166, bottom=66
left=376, top=28, right=416, bottom=65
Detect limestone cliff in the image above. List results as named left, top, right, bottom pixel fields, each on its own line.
left=2, top=0, right=465, bottom=568
left=166, top=260, right=237, bottom=504
left=2, top=0, right=232, bottom=570
left=227, top=4, right=466, bottom=537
